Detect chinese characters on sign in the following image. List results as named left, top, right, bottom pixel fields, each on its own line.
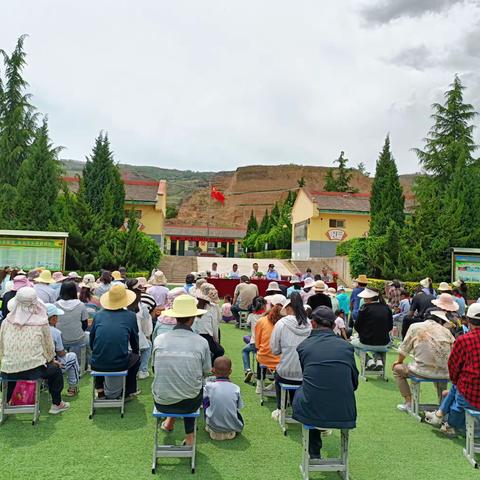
left=326, top=229, right=347, bottom=241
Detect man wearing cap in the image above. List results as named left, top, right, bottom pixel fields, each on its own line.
left=152, top=294, right=212, bottom=446
left=33, top=269, right=57, bottom=304
left=46, top=303, right=80, bottom=396
left=1, top=275, right=32, bottom=323
left=286, top=276, right=302, bottom=298
left=307, top=281, right=332, bottom=311
left=232, top=276, right=259, bottom=326
left=392, top=304, right=455, bottom=413
left=293, top=306, right=358, bottom=460
left=89, top=284, right=141, bottom=399
left=425, top=303, right=480, bottom=434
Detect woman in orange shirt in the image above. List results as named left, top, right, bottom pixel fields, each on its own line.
left=255, top=294, right=286, bottom=393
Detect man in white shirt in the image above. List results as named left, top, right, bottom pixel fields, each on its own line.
left=210, top=262, right=220, bottom=278
left=249, top=263, right=260, bottom=278
left=228, top=264, right=241, bottom=280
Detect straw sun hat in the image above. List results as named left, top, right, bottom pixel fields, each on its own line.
left=162, top=294, right=207, bottom=318
left=34, top=269, right=54, bottom=284
left=100, top=284, right=136, bottom=310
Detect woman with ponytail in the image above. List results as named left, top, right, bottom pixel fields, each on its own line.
left=270, top=292, right=312, bottom=420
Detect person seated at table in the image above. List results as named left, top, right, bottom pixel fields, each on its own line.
left=266, top=264, right=280, bottom=281
left=194, top=283, right=224, bottom=361
left=89, top=284, right=141, bottom=400
left=204, top=356, right=244, bottom=440
left=351, top=287, right=392, bottom=371
left=232, top=276, right=259, bottom=325
left=320, top=268, right=332, bottom=283
left=254, top=294, right=286, bottom=394
left=242, top=296, right=267, bottom=382
left=307, top=281, right=332, bottom=311
left=209, top=262, right=220, bottom=278
left=293, top=306, right=358, bottom=460
left=249, top=263, right=261, bottom=278
left=221, top=295, right=235, bottom=322
left=0, top=287, right=70, bottom=414
left=152, top=295, right=211, bottom=446
left=425, top=303, right=480, bottom=434
left=270, top=292, right=311, bottom=420
left=392, top=308, right=455, bottom=413
left=228, top=264, right=241, bottom=280
left=286, top=276, right=302, bottom=298
left=301, top=268, right=313, bottom=281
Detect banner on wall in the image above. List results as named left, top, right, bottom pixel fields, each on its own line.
left=452, top=249, right=480, bottom=282
left=0, top=231, right=68, bottom=271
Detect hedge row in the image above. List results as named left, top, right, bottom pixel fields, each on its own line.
left=367, top=278, right=480, bottom=302
left=251, top=250, right=292, bottom=259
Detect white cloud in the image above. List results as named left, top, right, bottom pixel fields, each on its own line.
left=0, top=0, right=479, bottom=174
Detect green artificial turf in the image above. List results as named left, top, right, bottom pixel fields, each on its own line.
left=1, top=323, right=478, bottom=480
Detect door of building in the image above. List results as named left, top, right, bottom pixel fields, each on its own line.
left=178, top=240, right=185, bottom=256
left=228, top=242, right=235, bottom=257
left=170, top=240, right=177, bottom=256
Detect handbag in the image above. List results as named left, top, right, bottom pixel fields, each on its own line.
left=10, top=380, right=37, bottom=406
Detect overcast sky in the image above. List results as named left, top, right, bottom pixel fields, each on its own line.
left=1, top=0, right=480, bottom=174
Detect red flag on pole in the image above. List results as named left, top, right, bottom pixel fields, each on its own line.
left=210, top=186, right=225, bottom=205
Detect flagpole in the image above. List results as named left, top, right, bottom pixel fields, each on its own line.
left=207, top=181, right=211, bottom=243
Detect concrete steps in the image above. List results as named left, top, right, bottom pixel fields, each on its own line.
left=158, top=255, right=198, bottom=284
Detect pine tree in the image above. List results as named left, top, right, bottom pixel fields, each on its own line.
left=323, top=151, right=358, bottom=192
left=0, top=35, right=37, bottom=186
left=323, top=168, right=337, bottom=191
left=369, top=135, right=405, bottom=236
left=15, top=118, right=63, bottom=230
left=406, top=76, right=479, bottom=279
left=83, top=132, right=125, bottom=228
left=246, top=210, right=258, bottom=235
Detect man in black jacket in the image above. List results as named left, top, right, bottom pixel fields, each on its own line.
left=293, top=306, right=358, bottom=459
left=307, top=281, right=332, bottom=311
left=351, top=287, right=393, bottom=371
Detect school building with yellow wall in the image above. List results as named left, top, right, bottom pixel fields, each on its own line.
left=291, top=188, right=371, bottom=260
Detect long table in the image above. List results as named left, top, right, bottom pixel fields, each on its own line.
left=208, top=277, right=337, bottom=298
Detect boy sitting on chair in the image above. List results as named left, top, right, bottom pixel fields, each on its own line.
left=204, top=356, right=244, bottom=440
left=46, top=303, right=80, bottom=397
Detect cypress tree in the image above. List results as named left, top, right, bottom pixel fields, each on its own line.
left=246, top=210, right=258, bottom=235
left=258, top=210, right=270, bottom=234
left=83, top=132, right=125, bottom=228
left=15, top=118, right=63, bottom=230
left=323, top=168, right=337, bottom=191
left=0, top=35, right=36, bottom=186
left=323, top=151, right=358, bottom=193
left=369, top=135, right=405, bottom=236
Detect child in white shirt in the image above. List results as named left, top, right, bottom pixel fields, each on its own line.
left=334, top=309, right=349, bottom=340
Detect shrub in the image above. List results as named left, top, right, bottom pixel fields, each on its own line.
left=252, top=249, right=291, bottom=259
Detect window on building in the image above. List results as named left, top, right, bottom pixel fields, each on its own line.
left=294, top=221, right=308, bottom=242
left=329, top=219, right=345, bottom=228
left=124, top=209, right=142, bottom=219
left=207, top=241, right=217, bottom=253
